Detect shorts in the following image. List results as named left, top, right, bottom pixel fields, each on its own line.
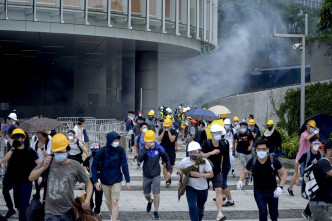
left=102, top=182, right=121, bottom=202
left=208, top=172, right=223, bottom=189
left=143, top=176, right=160, bottom=194
left=222, top=169, right=230, bottom=189
left=162, top=152, right=176, bottom=166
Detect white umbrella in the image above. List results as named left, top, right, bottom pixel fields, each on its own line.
left=208, top=105, right=231, bottom=115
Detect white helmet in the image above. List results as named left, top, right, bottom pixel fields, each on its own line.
left=224, top=118, right=231, bottom=125
left=150, top=110, right=155, bottom=114
left=187, top=141, right=201, bottom=152
left=8, top=113, right=17, bottom=121
left=187, top=107, right=191, bottom=111
left=210, top=124, right=226, bottom=135
left=166, top=108, right=172, bottom=113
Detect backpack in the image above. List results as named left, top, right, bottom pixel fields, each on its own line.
left=100, top=146, right=123, bottom=165
left=193, top=126, right=201, bottom=143
left=249, top=154, right=281, bottom=180
left=300, top=150, right=324, bottom=177
left=301, top=157, right=329, bottom=200
left=34, top=140, right=49, bottom=153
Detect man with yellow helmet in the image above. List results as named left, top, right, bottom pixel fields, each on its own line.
left=232, top=116, right=240, bottom=132
left=29, top=134, right=93, bottom=220
left=262, top=120, right=282, bottom=155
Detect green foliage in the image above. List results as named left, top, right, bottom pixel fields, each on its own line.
left=278, top=127, right=299, bottom=159
left=272, top=82, right=332, bottom=135
left=316, top=0, right=332, bottom=55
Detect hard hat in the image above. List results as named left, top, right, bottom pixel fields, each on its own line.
left=166, top=107, right=172, bottom=113
left=8, top=113, right=18, bottom=121
left=148, top=111, right=154, bottom=116
left=233, top=116, right=239, bottom=122
left=185, top=116, right=192, bottom=120
left=248, top=119, right=255, bottom=125
left=221, top=114, right=228, bottom=119
left=11, top=128, right=26, bottom=138
left=144, top=130, right=156, bottom=142
left=163, top=118, right=172, bottom=127
left=306, top=119, right=316, bottom=128
left=267, top=120, right=275, bottom=125
left=166, top=115, right=172, bottom=119
left=192, top=119, right=198, bottom=125
left=210, top=124, right=223, bottom=133
left=181, top=125, right=186, bottom=129
left=224, top=118, right=231, bottom=125
left=150, top=110, right=155, bottom=114
left=187, top=141, right=201, bottom=152
left=187, top=107, right=191, bottom=111
left=51, top=134, right=69, bottom=152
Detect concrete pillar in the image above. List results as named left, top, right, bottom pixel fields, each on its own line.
left=135, top=51, right=158, bottom=115
left=122, top=52, right=136, bottom=114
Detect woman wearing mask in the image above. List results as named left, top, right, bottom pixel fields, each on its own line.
left=67, top=130, right=88, bottom=164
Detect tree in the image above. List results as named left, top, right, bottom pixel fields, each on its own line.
left=317, top=0, right=332, bottom=55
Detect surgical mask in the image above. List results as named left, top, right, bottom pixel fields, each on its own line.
left=112, top=141, right=119, bottom=148
left=214, top=135, right=221, bottom=141
left=189, top=155, right=198, bottom=161
left=184, top=122, right=189, bottom=126
left=149, top=142, right=154, bottom=147
left=310, top=128, right=315, bottom=133
left=54, top=153, right=67, bottom=162
left=165, top=128, right=169, bottom=132
left=234, top=122, right=238, bottom=125
left=12, top=140, right=23, bottom=148
left=241, top=128, right=247, bottom=133
left=312, top=145, right=320, bottom=151
left=68, top=136, right=74, bottom=141
left=138, top=114, right=142, bottom=117
left=257, top=151, right=267, bottom=159
left=224, top=125, right=230, bottom=130
left=143, top=128, right=148, bottom=133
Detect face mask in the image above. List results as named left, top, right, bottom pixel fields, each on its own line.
left=165, top=128, right=169, bottom=132
left=257, top=151, right=267, bottom=159
left=138, top=114, right=142, bottom=117
left=225, top=125, right=230, bottom=130
left=309, top=128, right=315, bottom=133
left=189, top=155, right=198, bottom=161
left=149, top=142, right=154, bottom=147
left=143, top=128, right=148, bottom=133
left=68, top=136, right=74, bottom=141
left=234, top=122, right=238, bottom=125
left=149, top=117, right=153, bottom=120
left=312, top=145, right=319, bottom=151
left=54, top=153, right=67, bottom=162
left=241, top=128, right=247, bottom=133
left=214, top=135, right=221, bottom=141
left=112, top=141, right=119, bottom=148
left=12, top=139, right=23, bottom=148
left=268, top=126, right=273, bottom=131
left=184, top=122, right=188, bottom=126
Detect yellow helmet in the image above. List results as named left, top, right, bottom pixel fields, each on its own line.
left=148, top=111, right=154, bottom=116
left=163, top=118, right=172, bottom=127
left=233, top=116, right=239, bottom=122
left=166, top=115, right=172, bottom=119
left=11, top=128, right=26, bottom=138
left=51, top=134, right=69, bottom=152
left=185, top=116, right=192, bottom=120
left=221, top=114, right=228, bottom=119
left=144, top=130, right=156, bottom=142
left=248, top=119, right=255, bottom=125
left=267, top=120, right=275, bottom=125
left=306, top=119, right=316, bottom=128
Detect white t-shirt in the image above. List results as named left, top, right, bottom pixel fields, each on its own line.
left=33, top=140, right=52, bottom=162
left=73, top=125, right=84, bottom=144
left=69, top=139, right=84, bottom=156
left=179, top=157, right=212, bottom=190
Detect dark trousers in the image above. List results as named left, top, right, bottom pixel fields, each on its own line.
left=13, top=182, right=32, bottom=221
left=304, top=202, right=312, bottom=216
left=186, top=186, right=208, bottom=221
left=90, top=185, right=103, bottom=213
left=45, top=209, right=75, bottom=221
left=2, top=175, right=14, bottom=211
left=254, top=190, right=279, bottom=221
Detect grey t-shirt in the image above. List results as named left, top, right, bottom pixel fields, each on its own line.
left=179, top=157, right=212, bottom=190
left=41, top=159, right=90, bottom=215
left=186, top=126, right=196, bottom=140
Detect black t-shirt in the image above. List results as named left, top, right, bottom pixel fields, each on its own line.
left=202, top=139, right=227, bottom=174
left=298, top=151, right=323, bottom=166
left=7, top=146, right=38, bottom=184
left=234, top=132, right=253, bottom=155
left=312, top=158, right=332, bottom=203
left=245, top=156, right=282, bottom=191
left=158, top=128, right=177, bottom=154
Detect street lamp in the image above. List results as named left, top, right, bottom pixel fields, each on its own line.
left=273, top=14, right=308, bottom=126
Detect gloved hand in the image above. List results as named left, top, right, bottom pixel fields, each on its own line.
left=273, top=187, right=283, bottom=198
left=232, top=151, right=235, bottom=156
left=314, top=130, right=319, bottom=135
left=237, top=181, right=243, bottom=190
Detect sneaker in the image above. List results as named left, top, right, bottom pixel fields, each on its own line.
left=223, top=201, right=235, bottom=207
left=245, top=178, right=249, bottom=185
left=223, top=196, right=226, bottom=201
left=147, top=199, right=153, bottom=212
left=213, top=198, right=216, bottom=201
left=216, top=213, right=226, bottom=221
left=166, top=181, right=170, bottom=188
left=5, top=209, right=16, bottom=219
left=153, top=211, right=160, bottom=220
left=302, top=211, right=311, bottom=220
left=232, top=172, right=235, bottom=177
left=287, top=188, right=295, bottom=196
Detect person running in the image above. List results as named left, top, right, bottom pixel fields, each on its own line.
left=233, top=122, right=253, bottom=184
left=178, top=141, right=213, bottom=221
left=133, top=122, right=149, bottom=169
left=1, top=129, right=41, bottom=221
left=262, top=120, right=282, bottom=155
left=138, top=130, right=171, bottom=220
left=158, top=118, right=177, bottom=187
left=237, top=139, right=287, bottom=221
left=83, top=143, right=103, bottom=215
left=29, top=133, right=93, bottom=220
left=201, top=124, right=227, bottom=221
left=224, top=118, right=236, bottom=177
left=91, top=131, right=131, bottom=221
left=287, top=136, right=323, bottom=220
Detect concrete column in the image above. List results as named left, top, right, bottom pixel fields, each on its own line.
left=122, top=53, right=136, bottom=115
left=135, top=51, right=158, bottom=115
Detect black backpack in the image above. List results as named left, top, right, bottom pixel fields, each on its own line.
left=300, top=150, right=324, bottom=177
left=249, top=154, right=281, bottom=180
left=193, top=126, right=201, bottom=143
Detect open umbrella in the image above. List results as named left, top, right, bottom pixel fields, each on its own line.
left=19, top=117, right=62, bottom=133
left=298, top=113, right=332, bottom=142
left=185, top=108, right=218, bottom=121
left=208, top=105, right=231, bottom=115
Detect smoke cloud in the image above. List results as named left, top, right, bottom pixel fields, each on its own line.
left=158, top=1, right=297, bottom=109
